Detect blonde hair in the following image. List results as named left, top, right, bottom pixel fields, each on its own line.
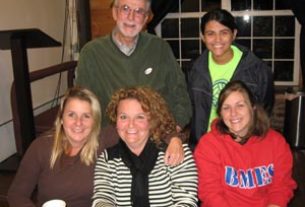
left=50, top=87, right=101, bottom=168
left=107, top=86, right=176, bottom=145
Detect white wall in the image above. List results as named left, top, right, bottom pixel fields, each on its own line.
left=0, top=0, right=71, bottom=161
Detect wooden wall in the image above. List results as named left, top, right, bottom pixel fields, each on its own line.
left=90, top=0, right=115, bottom=38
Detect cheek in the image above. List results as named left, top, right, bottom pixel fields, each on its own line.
left=85, top=120, right=94, bottom=130
left=225, top=36, right=234, bottom=44
left=203, top=37, right=212, bottom=44
left=221, top=112, right=229, bottom=120
left=116, top=120, right=125, bottom=130
left=138, top=122, right=150, bottom=133
left=62, top=119, right=71, bottom=128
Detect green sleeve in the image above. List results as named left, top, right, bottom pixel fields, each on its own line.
left=162, top=42, right=192, bottom=128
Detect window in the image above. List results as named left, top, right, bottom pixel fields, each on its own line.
left=158, top=0, right=301, bottom=85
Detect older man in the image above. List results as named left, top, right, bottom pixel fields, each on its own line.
left=76, top=0, right=192, bottom=165
left=76, top=0, right=191, bottom=129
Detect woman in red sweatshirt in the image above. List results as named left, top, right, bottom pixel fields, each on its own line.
left=194, top=80, right=296, bottom=207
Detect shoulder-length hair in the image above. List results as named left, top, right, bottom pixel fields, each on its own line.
left=200, top=8, right=237, bottom=34
left=216, top=80, right=270, bottom=138
left=50, top=86, right=101, bottom=168
left=106, top=86, right=176, bottom=145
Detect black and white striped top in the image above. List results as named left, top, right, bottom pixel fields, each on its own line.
left=92, top=144, right=198, bottom=207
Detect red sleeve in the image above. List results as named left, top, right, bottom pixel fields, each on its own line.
left=267, top=131, right=297, bottom=206
left=194, top=134, right=232, bottom=207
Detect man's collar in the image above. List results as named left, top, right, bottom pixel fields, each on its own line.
left=112, top=28, right=139, bottom=56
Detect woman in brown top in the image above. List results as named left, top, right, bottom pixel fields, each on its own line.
left=8, top=86, right=102, bottom=207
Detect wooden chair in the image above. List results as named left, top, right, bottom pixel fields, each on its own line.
left=10, top=60, right=77, bottom=155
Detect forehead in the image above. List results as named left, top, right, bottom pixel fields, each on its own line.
left=223, top=91, right=247, bottom=104
left=64, top=98, right=92, bottom=111
left=118, top=98, right=144, bottom=112
left=116, top=0, right=148, bottom=7
left=204, top=20, right=231, bottom=32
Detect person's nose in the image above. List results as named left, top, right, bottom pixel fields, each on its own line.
left=74, top=116, right=82, bottom=126
left=128, top=118, right=134, bottom=128
left=215, top=33, right=221, bottom=42
left=230, top=107, right=237, bottom=116
left=127, top=9, right=135, bottom=20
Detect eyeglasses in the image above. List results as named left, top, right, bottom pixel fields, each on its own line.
left=115, top=4, right=148, bottom=19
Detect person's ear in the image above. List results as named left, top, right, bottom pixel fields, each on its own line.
left=112, top=5, right=118, bottom=21
left=233, top=29, right=238, bottom=40
left=200, top=33, right=206, bottom=43
left=145, top=10, right=153, bottom=24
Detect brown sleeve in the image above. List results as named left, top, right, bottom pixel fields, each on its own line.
left=7, top=137, right=50, bottom=207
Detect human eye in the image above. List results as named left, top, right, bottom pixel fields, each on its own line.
left=221, top=30, right=231, bottom=36
left=83, top=113, right=92, bottom=119
left=119, top=114, right=128, bottom=120
left=237, top=103, right=245, bottom=108
left=121, top=4, right=130, bottom=13
left=134, top=8, right=146, bottom=16
left=136, top=114, right=146, bottom=120
left=204, top=31, right=215, bottom=37
left=66, top=111, right=75, bottom=118
left=221, top=105, right=230, bottom=111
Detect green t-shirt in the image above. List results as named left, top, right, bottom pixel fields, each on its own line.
left=207, top=45, right=243, bottom=131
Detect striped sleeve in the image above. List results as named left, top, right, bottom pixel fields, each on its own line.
left=92, top=150, right=116, bottom=207
left=170, top=144, right=198, bottom=206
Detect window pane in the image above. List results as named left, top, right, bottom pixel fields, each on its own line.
left=161, top=19, right=179, bottom=38
left=181, top=0, right=199, bottom=12
left=265, top=61, right=272, bottom=68
left=253, top=39, right=272, bottom=59
left=236, top=16, right=251, bottom=37
left=235, top=39, right=251, bottom=49
left=275, top=39, right=294, bottom=59
left=181, top=18, right=199, bottom=38
left=167, top=40, right=180, bottom=58
left=201, top=0, right=220, bottom=12
left=231, top=0, right=251, bottom=11
left=253, top=0, right=273, bottom=10
left=181, top=40, right=200, bottom=59
left=275, top=16, right=295, bottom=36
left=274, top=61, right=294, bottom=81
left=275, top=0, right=290, bottom=10
left=253, top=16, right=273, bottom=36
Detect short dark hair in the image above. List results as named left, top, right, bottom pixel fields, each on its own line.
left=216, top=80, right=270, bottom=139
left=200, top=9, right=237, bottom=34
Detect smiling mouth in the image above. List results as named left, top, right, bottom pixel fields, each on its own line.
left=124, top=22, right=136, bottom=28
left=72, top=128, right=85, bottom=133
left=230, top=118, right=241, bottom=124
left=127, top=129, right=137, bottom=134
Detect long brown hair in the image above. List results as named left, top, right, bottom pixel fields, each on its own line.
left=216, top=80, right=270, bottom=139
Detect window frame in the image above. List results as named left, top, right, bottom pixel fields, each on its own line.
left=156, top=0, right=301, bottom=86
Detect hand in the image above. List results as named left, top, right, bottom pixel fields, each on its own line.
left=266, top=205, right=280, bottom=207
left=164, top=137, right=184, bottom=166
